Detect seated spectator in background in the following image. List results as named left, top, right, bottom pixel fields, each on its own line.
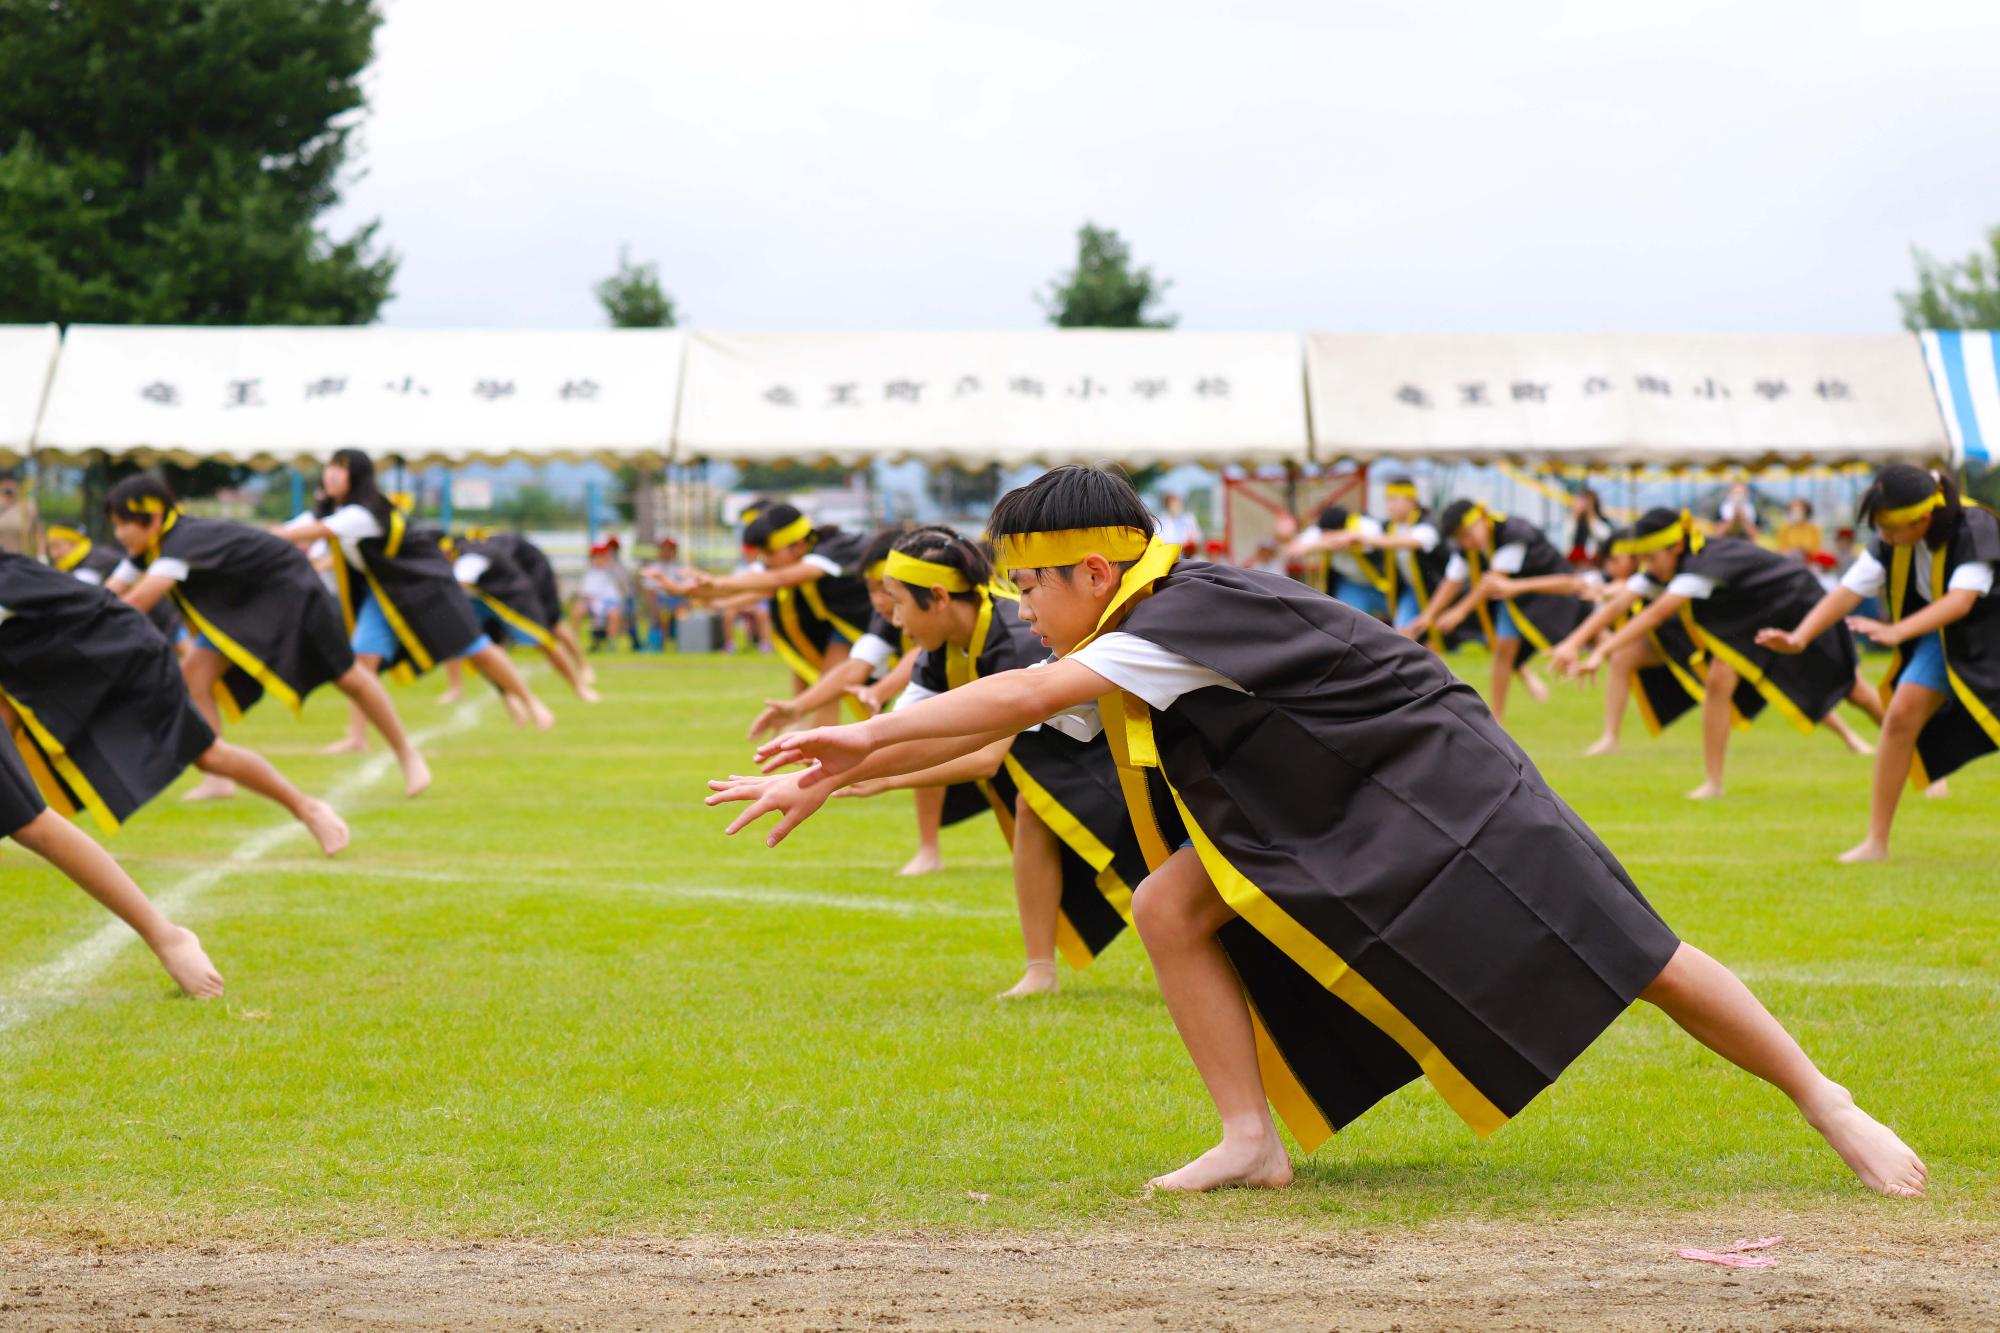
left=642, top=536, right=688, bottom=630
left=1777, top=499, right=1825, bottom=562
left=1714, top=481, right=1760, bottom=540
left=0, top=469, right=38, bottom=556
left=1566, top=488, right=1614, bottom=567
left=1156, top=492, right=1202, bottom=551
left=575, top=538, right=629, bottom=651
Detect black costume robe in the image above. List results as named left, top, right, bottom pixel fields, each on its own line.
left=0, top=555, right=214, bottom=834
left=446, top=536, right=557, bottom=652
left=1068, top=551, right=1679, bottom=1149
left=1623, top=596, right=1761, bottom=735
left=1659, top=536, right=1856, bottom=733
left=1871, top=506, right=2000, bottom=784
left=0, top=723, right=46, bottom=838
left=326, top=507, right=483, bottom=680
left=481, top=533, right=563, bottom=627
left=60, top=537, right=182, bottom=640
left=1456, top=516, right=1587, bottom=663
left=911, top=591, right=1146, bottom=967
left=129, top=512, right=354, bottom=719
left=771, top=531, right=874, bottom=687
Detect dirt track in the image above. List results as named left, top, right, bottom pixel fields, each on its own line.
left=1, top=1214, right=1994, bottom=1330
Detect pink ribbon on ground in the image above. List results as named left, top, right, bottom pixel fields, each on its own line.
left=1676, top=1236, right=1785, bottom=1269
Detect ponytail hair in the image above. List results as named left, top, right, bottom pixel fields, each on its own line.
left=105, top=473, right=179, bottom=522
left=1857, top=464, right=1960, bottom=546
left=888, top=525, right=993, bottom=608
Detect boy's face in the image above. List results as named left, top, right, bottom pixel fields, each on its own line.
left=886, top=580, right=952, bottom=651
left=1011, top=556, right=1121, bottom=657
left=110, top=514, right=154, bottom=556
left=1604, top=551, right=1635, bottom=582
left=1874, top=513, right=1932, bottom=549
left=1641, top=543, right=1683, bottom=583
left=866, top=579, right=895, bottom=621
left=763, top=539, right=806, bottom=570
left=46, top=532, right=79, bottom=562
left=1384, top=493, right=1415, bottom=524
left=1454, top=516, right=1490, bottom=552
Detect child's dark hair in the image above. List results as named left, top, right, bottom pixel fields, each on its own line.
left=105, top=473, right=179, bottom=521
left=890, top=525, right=993, bottom=609
left=1315, top=503, right=1350, bottom=532
left=985, top=465, right=1155, bottom=578
left=318, top=448, right=394, bottom=524
left=1857, top=464, right=1960, bottom=545
left=1438, top=499, right=1479, bottom=539
left=859, top=525, right=905, bottom=575
left=1631, top=507, right=1683, bottom=541
left=745, top=502, right=820, bottom=551
left=1790, top=498, right=1815, bottom=519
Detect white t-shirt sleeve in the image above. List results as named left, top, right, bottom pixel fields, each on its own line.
left=1625, top=572, right=1663, bottom=597
left=1445, top=552, right=1468, bottom=584
left=321, top=504, right=385, bottom=544
left=110, top=558, right=144, bottom=585
left=1408, top=522, right=1440, bottom=552
left=891, top=680, right=938, bottom=712
left=73, top=567, right=105, bottom=586
left=1066, top=631, right=1245, bottom=712
left=850, top=632, right=896, bottom=675
left=1490, top=542, right=1528, bottom=575
left=131, top=557, right=189, bottom=583
left=1666, top=572, right=1718, bottom=600
left=1839, top=551, right=1887, bottom=599
left=802, top=553, right=843, bottom=577
left=1043, top=698, right=1106, bottom=742
left=1948, top=560, right=1995, bottom=595
left=452, top=553, right=492, bottom=584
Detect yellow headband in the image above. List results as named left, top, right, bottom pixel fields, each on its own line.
left=1875, top=491, right=1943, bottom=527
left=1448, top=504, right=1489, bottom=537
left=1613, top=510, right=1696, bottom=556
left=990, top=526, right=1150, bottom=572
left=741, top=505, right=767, bottom=525
left=1384, top=483, right=1419, bottom=498
left=884, top=549, right=973, bottom=592
left=864, top=560, right=887, bottom=582
left=45, top=524, right=85, bottom=545
left=763, top=515, right=812, bottom=550
left=124, top=496, right=169, bottom=515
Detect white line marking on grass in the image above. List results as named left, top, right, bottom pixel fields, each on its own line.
left=0, top=701, right=487, bottom=1034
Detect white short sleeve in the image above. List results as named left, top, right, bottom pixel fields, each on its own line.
left=802, top=553, right=843, bottom=577
left=324, top=504, right=384, bottom=544
left=1948, top=560, right=1995, bottom=596
left=1043, top=698, right=1106, bottom=742
left=1625, top=572, right=1663, bottom=598
left=1839, top=551, right=1887, bottom=599
left=1666, top=572, right=1718, bottom=600
left=1490, top=542, right=1528, bottom=575
left=1066, top=631, right=1245, bottom=712
left=111, top=558, right=145, bottom=585
left=1445, top=553, right=1468, bottom=584
left=136, top=557, right=189, bottom=583
left=850, top=632, right=895, bottom=675
left=891, top=680, right=938, bottom=712
left=453, top=553, right=492, bottom=584
left=1406, top=522, right=1440, bottom=552
left=72, top=566, right=105, bottom=586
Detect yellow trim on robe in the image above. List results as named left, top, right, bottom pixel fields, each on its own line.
left=1247, top=1000, right=1336, bottom=1153
left=1685, top=614, right=1814, bottom=735
left=772, top=586, right=823, bottom=685
left=2, top=688, right=121, bottom=835
left=1163, top=782, right=1511, bottom=1141
left=799, top=576, right=865, bottom=645
left=211, top=680, right=245, bottom=723
left=472, top=589, right=556, bottom=652
left=1000, top=749, right=1135, bottom=970
left=171, top=589, right=305, bottom=717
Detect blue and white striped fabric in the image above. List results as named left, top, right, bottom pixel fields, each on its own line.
left=1920, top=330, right=2000, bottom=466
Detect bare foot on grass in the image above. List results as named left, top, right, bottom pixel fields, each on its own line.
left=1803, top=1083, right=1928, bottom=1198
left=898, top=848, right=943, bottom=877
left=1520, top=670, right=1550, bottom=703
left=1686, top=781, right=1724, bottom=801
left=997, top=960, right=1059, bottom=1000
left=181, top=774, right=237, bottom=802
left=1582, top=735, right=1619, bottom=757
left=300, top=799, right=350, bottom=857
left=1147, top=1126, right=1294, bottom=1193
left=530, top=698, right=556, bottom=732
left=1925, top=779, right=1949, bottom=799
left=151, top=927, right=224, bottom=998
left=401, top=751, right=432, bottom=798
left=321, top=736, right=368, bottom=756
left=1837, top=839, right=1888, bottom=864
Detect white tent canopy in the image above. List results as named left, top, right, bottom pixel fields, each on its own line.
left=1306, top=333, right=1949, bottom=468
left=33, top=326, right=685, bottom=468
left=673, top=330, right=1309, bottom=466
left=0, top=324, right=61, bottom=457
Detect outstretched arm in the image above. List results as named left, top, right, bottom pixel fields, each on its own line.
left=118, top=572, right=178, bottom=614
left=685, top=564, right=822, bottom=598
left=1587, top=593, right=1685, bottom=668
left=1404, top=575, right=1462, bottom=638
left=843, top=735, right=1014, bottom=796
left=1549, top=585, right=1639, bottom=675
left=1849, top=588, right=1978, bottom=647
left=1755, top=585, right=1863, bottom=654
left=748, top=656, right=872, bottom=740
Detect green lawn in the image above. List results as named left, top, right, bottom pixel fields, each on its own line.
left=0, top=651, right=1994, bottom=1243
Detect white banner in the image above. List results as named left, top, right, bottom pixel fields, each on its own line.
left=33, top=325, right=684, bottom=466
left=0, top=324, right=60, bottom=455
left=1307, top=333, right=1949, bottom=467
left=675, top=330, right=1309, bottom=466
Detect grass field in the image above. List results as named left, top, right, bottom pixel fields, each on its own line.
left=1, top=650, right=1996, bottom=1249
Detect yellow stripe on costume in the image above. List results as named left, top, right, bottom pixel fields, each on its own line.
left=1164, top=782, right=1511, bottom=1142
left=1000, top=751, right=1134, bottom=970
left=772, top=587, right=824, bottom=685
left=799, top=577, right=865, bottom=645
left=171, top=589, right=304, bottom=716
left=473, top=590, right=556, bottom=652
left=1685, top=616, right=1814, bottom=735
left=2, top=689, right=120, bottom=835
left=1247, top=1001, right=1336, bottom=1152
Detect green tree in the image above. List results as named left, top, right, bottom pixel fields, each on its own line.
left=595, top=247, right=677, bottom=329
left=1897, top=226, right=2000, bottom=330
left=1038, top=223, right=1177, bottom=329
left=0, top=0, right=395, bottom=325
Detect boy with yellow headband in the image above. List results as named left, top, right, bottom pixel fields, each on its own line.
left=1757, top=465, right=2000, bottom=861
left=711, top=465, right=1926, bottom=1198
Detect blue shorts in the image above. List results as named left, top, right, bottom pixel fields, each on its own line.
left=1394, top=589, right=1423, bottom=627
left=191, top=630, right=218, bottom=653
left=1334, top=580, right=1390, bottom=618
left=1899, top=631, right=1949, bottom=694
left=355, top=594, right=492, bottom=662
left=1493, top=602, right=1522, bottom=640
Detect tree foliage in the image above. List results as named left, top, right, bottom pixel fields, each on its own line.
left=1897, top=226, right=2000, bottom=331
left=1038, top=223, right=1176, bottom=329
left=595, top=247, right=677, bottom=329
left=0, top=0, right=396, bottom=325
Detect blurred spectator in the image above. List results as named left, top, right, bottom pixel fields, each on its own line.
left=1156, top=492, right=1202, bottom=550
left=1775, top=498, right=1825, bottom=561
left=1566, top=488, right=1613, bottom=566
left=0, top=469, right=37, bottom=555
left=1714, top=481, right=1760, bottom=539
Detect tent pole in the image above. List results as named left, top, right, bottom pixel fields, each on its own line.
left=290, top=467, right=305, bottom=517
left=586, top=476, right=602, bottom=543
left=439, top=469, right=454, bottom=530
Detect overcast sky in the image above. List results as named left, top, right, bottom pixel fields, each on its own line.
left=326, top=0, right=2000, bottom=335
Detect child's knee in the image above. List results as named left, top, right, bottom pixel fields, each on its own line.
left=9, top=809, right=60, bottom=853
